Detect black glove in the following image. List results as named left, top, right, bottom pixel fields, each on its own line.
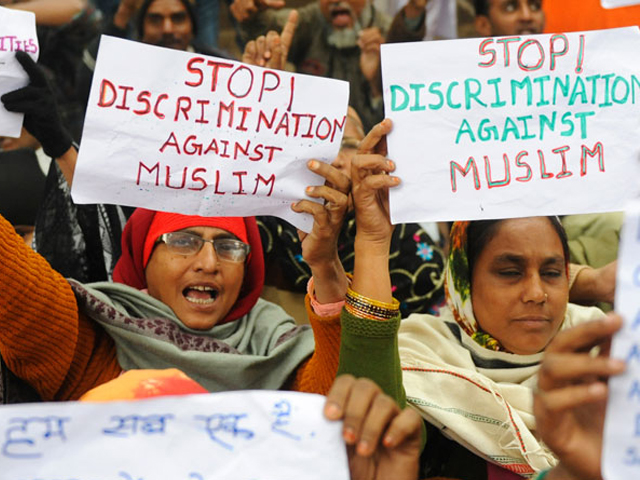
left=1, top=50, right=73, bottom=159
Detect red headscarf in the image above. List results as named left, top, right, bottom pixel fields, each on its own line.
left=113, top=208, right=264, bottom=324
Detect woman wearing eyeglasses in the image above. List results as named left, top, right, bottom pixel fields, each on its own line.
left=0, top=159, right=350, bottom=401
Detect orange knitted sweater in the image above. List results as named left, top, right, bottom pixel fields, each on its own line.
left=0, top=214, right=340, bottom=401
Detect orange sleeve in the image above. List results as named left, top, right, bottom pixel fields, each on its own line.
left=0, top=215, right=121, bottom=401
left=544, top=0, right=640, bottom=32
left=288, top=295, right=341, bottom=395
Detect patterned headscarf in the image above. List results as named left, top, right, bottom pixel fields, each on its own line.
left=445, top=221, right=509, bottom=351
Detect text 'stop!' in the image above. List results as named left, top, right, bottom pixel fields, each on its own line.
left=72, top=36, right=350, bottom=232
left=381, top=27, right=640, bottom=224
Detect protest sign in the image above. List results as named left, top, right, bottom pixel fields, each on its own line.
left=381, top=27, right=640, bottom=224
left=603, top=200, right=640, bottom=478
left=1, top=390, right=350, bottom=480
left=71, top=36, right=349, bottom=232
left=601, top=0, right=640, bottom=8
left=0, top=6, right=38, bottom=138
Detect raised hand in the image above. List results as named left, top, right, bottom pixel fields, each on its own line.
left=1, top=51, right=72, bottom=159
left=534, top=314, right=625, bottom=480
left=324, top=375, right=422, bottom=480
left=242, top=10, right=298, bottom=70
left=351, top=119, right=399, bottom=247
left=292, top=159, right=350, bottom=303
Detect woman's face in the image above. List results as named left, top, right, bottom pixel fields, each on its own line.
left=145, top=226, right=245, bottom=330
left=470, top=217, right=568, bottom=355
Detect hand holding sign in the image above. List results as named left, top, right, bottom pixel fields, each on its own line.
left=534, top=315, right=624, bottom=480
left=292, top=159, right=350, bottom=302
left=351, top=119, right=399, bottom=247
left=1, top=51, right=73, bottom=159
left=325, top=375, right=423, bottom=480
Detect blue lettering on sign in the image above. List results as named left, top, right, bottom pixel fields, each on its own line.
left=195, top=413, right=254, bottom=450
left=2, top=416, right=70, bottom=459
left=270, top=400, right=301, bottom=441
left=102, top=414, right=174, bottom=437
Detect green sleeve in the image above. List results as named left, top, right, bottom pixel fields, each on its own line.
left=337, top=308, right=406, bottom=408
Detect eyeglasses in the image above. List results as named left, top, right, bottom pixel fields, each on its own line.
left=157, top=232, right=250, bottom=263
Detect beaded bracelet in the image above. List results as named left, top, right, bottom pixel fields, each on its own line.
left=345, top=286, right=400, bottom=321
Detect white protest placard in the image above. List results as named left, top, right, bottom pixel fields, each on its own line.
left=71, top=36, right=350, bottom=232
left=603, top=200, right=640, bottom=478
left=381, top=28, right=640, bottom=224
left=0, top=6, right=38, bottom=138
left=1, top=390, right=350, bottom=480
left=601, top=0, right=640, bottom=8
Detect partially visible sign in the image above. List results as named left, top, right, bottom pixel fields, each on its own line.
left=603, top=200, right=640, bottom=479
left=0, top=6, right=38, bottom=138
left=72, top=36, right=349, bottom=232
left=1, top=390, right=350, bottom=479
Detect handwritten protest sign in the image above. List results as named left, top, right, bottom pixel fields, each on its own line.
left=603, top=200, right=640, bottom=478
left=1, top=390, right=350, bottom=480
left=381, top=27, right=640, bottom=224
left=0, top=6, right=38, bottom=138
left=71, top=36, right=349, bottom=232
left=601, top=0, right=640, bottom=8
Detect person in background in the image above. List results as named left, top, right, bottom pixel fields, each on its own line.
left=231, top=0, right=389, bottom=131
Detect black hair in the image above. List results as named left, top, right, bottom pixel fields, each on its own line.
left=466, top=217, right=570, bottom=279
left=474, top=0, right=489, bottom=16
left=136, top=0, right=198, bottom=38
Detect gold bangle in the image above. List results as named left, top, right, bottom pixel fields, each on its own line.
left=346, top=287, right=400, bottom=310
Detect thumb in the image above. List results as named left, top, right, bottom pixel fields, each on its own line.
left=15, top=50, right=46, bottom=86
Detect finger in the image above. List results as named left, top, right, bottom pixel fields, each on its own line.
left=324, top=374, right=356, bottom=421
left=280, top=10, right=298, bottom=55
left=302, top=186, right=349, bottom=210
left=14, top=51, right=45, bottom=85
left=535, top=382, right=608, bottom=412
left=352, top=153, right=395, bottom=175
left=356, top=394, right=400, bottom=456
left=341, top=378, right=381, bottom=445
left=264, top=30, right=280, bottom=60
left=242, top=40, right=257, bottom=65
left=382, top=408, right=423, bottom=448
left=538, top=353, right=625, bottom=390
left=255, top=35, right=267, bottom=66
left=359, top=173, right=401, bottom=191
left=1, top=88, right=41, bottom=113
left=308, top=160, right=351, bottom=193
left=291, top=199, right=331, bottom=225
left=358, top=118, right=392, bottom=154
left=546, top=314, right=623, bottom=354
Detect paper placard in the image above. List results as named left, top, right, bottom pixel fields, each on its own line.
left=603, top=200, right=640, bottom=478
left=381, top=28, right=640, bottom=224
left=71, top=36, right=350, bottom=232
left=1, top=390, right=350, bottom=480
left=0, top=6, right=39, bottom=138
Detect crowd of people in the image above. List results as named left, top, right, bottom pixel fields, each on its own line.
left=0, top=0, right=637, bottom=479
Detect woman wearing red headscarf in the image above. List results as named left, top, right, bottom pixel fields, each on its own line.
left=0, top=160, right=350, bottom=401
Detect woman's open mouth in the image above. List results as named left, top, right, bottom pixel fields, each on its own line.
left=183, top=285, right=219, bottom=305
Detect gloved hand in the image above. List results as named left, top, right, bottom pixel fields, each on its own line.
left=1, top=50, right=73, bottom=159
